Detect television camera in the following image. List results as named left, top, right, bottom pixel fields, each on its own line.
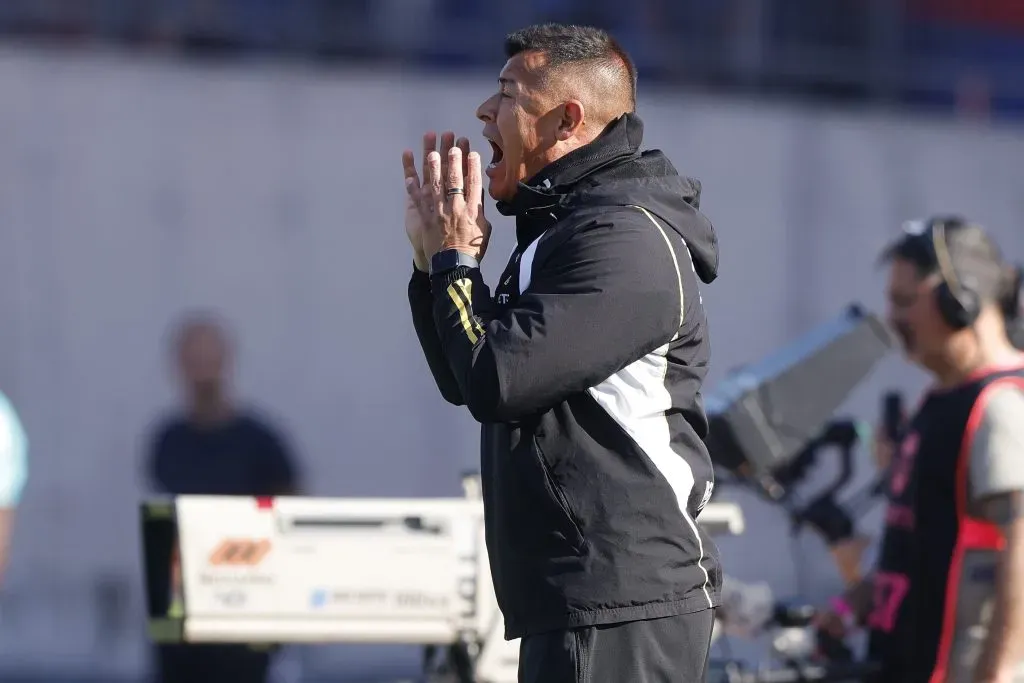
left=140, top=474, right=745, bottom=683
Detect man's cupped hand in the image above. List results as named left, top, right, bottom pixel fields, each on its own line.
left=402, top=131, right=491, bottom=267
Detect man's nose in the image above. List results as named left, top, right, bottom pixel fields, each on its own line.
left=476, top=93, right=499, bottom=123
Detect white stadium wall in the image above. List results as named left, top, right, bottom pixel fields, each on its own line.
left=0, top=45, right=1022, bottom=677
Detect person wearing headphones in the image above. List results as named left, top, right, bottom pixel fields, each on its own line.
left=819, top=217, right=1024, bottom=683
left=0, top=390, right=28, bottom=583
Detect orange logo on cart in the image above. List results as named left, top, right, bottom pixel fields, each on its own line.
left=207, top=539, right=271, bottom=566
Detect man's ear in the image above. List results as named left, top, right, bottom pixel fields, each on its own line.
left=556, top=100, right=585, bottom=141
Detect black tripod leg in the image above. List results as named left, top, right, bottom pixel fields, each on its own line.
left=447, top=643, right=476, bottom=683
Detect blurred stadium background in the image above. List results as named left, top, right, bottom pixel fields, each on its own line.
left=0, top=1, right=1022, bottom=681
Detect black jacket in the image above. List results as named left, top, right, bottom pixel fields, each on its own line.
left=409, top=113, right=722, bottom=639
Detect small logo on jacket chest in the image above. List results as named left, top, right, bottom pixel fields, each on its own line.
left=496, top=281, right=517, bottom=306
left=495, top=271, right=518, bottom=307
left=495, top=249, right=522, bottom=307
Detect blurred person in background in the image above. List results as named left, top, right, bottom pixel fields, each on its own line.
left=819, top=218, right=1024, bottom=683
left=0, top=390, right=28, bottom=584
left=147, top=313, right=299, bottom=683
left=404, top=23, right=721, bottom=683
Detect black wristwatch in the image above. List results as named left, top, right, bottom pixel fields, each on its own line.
left=430, top=249, right=479, bottom=276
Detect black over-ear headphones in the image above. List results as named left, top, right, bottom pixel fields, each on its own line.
left=928, top=219, right=982, bottom=329
left=1007, top=265, right=1023, bottom=317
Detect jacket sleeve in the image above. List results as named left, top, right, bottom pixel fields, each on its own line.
left=409, top=267, right=466, bottom=406
left=430, top=216, right=685, bottom=423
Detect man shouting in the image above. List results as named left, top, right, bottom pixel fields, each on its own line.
left=404, top=24, right=722, bottom=682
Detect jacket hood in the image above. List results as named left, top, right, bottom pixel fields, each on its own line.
left=496, top=113, right=719, bottom=284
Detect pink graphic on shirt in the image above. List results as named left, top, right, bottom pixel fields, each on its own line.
left=889, top=431, right=919, bottom=497
left=869, top=431, right=920, bottom=633
left=885, top=505, right=916, bottom=529
left=867, top=571, right=911, bottom=632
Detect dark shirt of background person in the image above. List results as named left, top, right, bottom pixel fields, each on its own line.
left=147, top=313, right=298, bottom=498
left=145, top=312, right=299, bottom=683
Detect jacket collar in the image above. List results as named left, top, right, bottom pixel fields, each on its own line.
left=496, top=114, right=645, bottom=245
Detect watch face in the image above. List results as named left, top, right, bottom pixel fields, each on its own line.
left=432, top=250, right=474, bottom=275
left=431, top=252, right=453, bottom=274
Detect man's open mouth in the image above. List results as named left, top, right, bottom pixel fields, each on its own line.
left=488, top=140, right=504, bottom=169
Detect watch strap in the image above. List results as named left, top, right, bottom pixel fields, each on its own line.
left=430, top=249, right=480, bottom=276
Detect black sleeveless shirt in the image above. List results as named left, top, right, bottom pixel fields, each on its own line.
left=867, top=364, right=1024, bottom=683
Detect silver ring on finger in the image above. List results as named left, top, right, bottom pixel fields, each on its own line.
left=446, top=187, right=464, bottom=198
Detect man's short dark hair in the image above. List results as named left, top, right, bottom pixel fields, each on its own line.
left=879, top=216, right=1020, bottom=316
left=504, top=23, right=637, bottom=109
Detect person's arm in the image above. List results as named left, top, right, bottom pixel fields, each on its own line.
left=974, top=493, right=1024, bottom=683
left=829, top=535, right=871, bottom=587
left=409, top=266, right=467, bottom=406
left=968, top=387, right=1024, bottom=683
left=814, top=574, right=875, bottom=642
left=825, top=573, right=875, bottom=629
left=0, top=397, right=29, bottom=583
left=430, top=214, right=686, bottom=423
left=843, top=574, right=877, bottom=625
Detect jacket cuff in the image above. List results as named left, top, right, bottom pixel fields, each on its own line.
left=430, top=250, right=479, bottom=290
left=411, top=264, right=431, bottom=287
left=431, top=265, right=475, bottom=292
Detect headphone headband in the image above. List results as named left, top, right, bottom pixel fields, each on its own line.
left=914, top=216, right=980, bottom=329
left=931, top=221, right=965, bottom=302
